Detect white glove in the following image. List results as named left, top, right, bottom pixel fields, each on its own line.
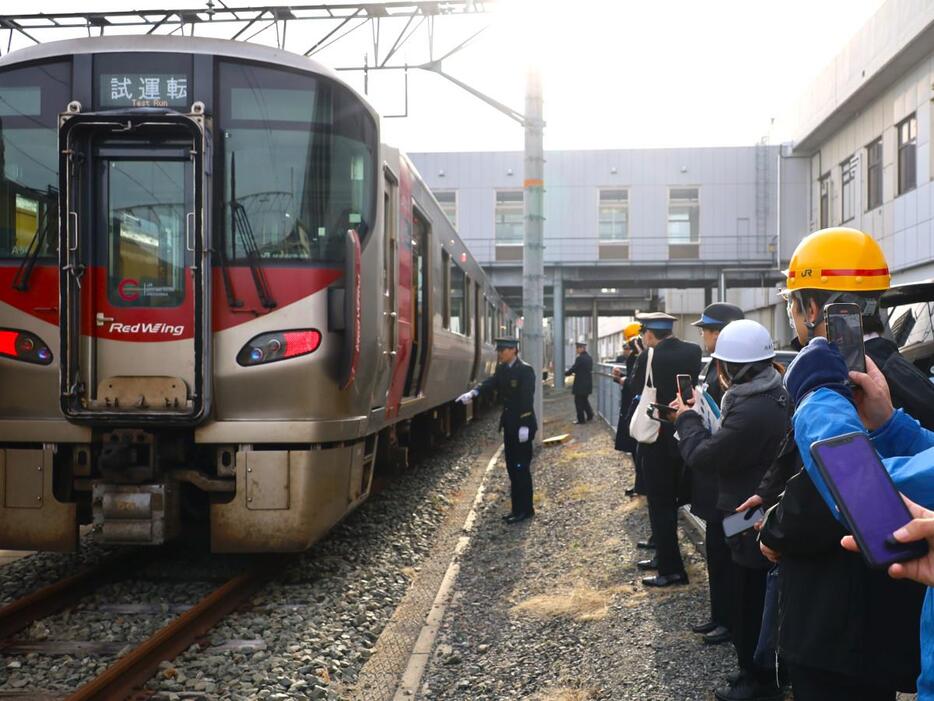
left=518, top=426, right=530, bottom=443
left=456, top=390, right=476, bottom=405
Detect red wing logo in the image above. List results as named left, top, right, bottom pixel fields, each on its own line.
left=118, top=278, right=140, bottom=302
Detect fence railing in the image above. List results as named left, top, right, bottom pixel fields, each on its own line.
left=595, top=362, right=626, bottom=430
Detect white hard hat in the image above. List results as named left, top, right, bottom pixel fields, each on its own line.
left=711, top=319, right=775, bottom=364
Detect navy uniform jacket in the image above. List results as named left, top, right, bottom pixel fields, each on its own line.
left=565, top=351, right=594, bottom=396
left=475, top=358, right=538, bottom=436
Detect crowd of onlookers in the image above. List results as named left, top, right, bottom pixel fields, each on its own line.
left=607, top=226, right=934, bottom=701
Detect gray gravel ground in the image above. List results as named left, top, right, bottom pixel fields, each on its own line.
left=0, top=406, right=502, bottom=700
left=418, top=392, right=738, bottom=701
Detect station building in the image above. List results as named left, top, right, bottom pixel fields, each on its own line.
left=410, top=0, right=934, bottom=365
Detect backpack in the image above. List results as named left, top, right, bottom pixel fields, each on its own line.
left=880, top=352, right=934, bottom=431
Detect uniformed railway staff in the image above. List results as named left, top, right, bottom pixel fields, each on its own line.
left=457, top=338, right=537, bottom=524
left=565, top=340, right=595, bottom=424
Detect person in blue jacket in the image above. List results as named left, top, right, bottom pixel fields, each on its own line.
left=778, top=337, right=934, bottom=699
left=759, top=337, right=925, bottom=700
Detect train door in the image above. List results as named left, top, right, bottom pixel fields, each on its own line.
left=404, top=207, right=430, bottom=397
left=378, top=168, right=398, bottom=409
left=59, top=114, right=208, bottom=421
left=470, top=285, right=482, bottom=382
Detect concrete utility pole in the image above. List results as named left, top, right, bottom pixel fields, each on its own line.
left=553, top=271, right=564, bottom=390
left=523, top=67, right=545, bottom=442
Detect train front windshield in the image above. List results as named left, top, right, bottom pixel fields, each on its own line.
left=218, top=61, right=377, bottom=265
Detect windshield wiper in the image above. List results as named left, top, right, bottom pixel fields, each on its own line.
left=229, top=153, right=276, bottom=309
left=12, top=187, right=56, bottom=292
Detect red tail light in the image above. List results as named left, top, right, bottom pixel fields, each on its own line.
left=0, top=329, right=53, bottom=365
left=237, top=329, right=322, bottom=366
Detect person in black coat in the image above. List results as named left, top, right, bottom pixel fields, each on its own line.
left=614, top=337, right=644, bottom=494
left=628, top=312, right=702, bottom=587
left=457, top=338, right=538, bottom=524
left=565, top=341, right=594, bottom=424
left=686, top=302, right=745, bottom=646
left=674, top=320, right=788, bottom=701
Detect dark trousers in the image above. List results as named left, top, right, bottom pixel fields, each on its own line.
left=641, top=438, right=685, bottom=576
left=705, top=517, right=734, bottom=628
left=787, top=663, right=897, bottom=701
left=503, top=432, right=534, bottom=516
left=574, top=394, right=594, bottom=422
left=732, top=564, right=769, bottom=677
left=633, top=445, right=647, bottom=495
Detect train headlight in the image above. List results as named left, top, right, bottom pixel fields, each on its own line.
left=237, top=329, right=322, bottom=366
left=0, top=329, right=53, bottom=365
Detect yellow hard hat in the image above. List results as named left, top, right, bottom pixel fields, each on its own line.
left=783, top=227, right=890, bottom=294
left=623, top=322, right=642, bottom=341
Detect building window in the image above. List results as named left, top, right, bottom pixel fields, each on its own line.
left=433, top=190, right=457, bottom=228
left=897, top=114, right=917, bottom=195
left=495, top=190, right=524, bottom=244
left=449, top=258, right=466, bottom=335
left=841, top=156, right=857, bottom=222
left=598, top=189, right=628, bottom=241
left=819, top=173, right=831, bottom=229
left=667, top=188, right=698, bottom=243
left=866, top=137, right=882, bottom=211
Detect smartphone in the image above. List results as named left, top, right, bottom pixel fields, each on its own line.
left=824, top=302, right=866, bottom=374
left=810, top=432, right=928, bottom=568
left=723, top=507, right=765, bottom=539
left=676, top=374, right=694, bottom=403
left=647, top=403, right=674, bottom=424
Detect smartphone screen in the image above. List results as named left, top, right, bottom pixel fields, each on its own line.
left=811, top=433, right=928, bottom=568
left=824, top=303, right=866, bottom=373
left=677, top=374, right=694, bottom=402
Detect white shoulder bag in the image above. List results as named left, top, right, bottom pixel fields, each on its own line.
left=629, top=346, right=660, bottom=444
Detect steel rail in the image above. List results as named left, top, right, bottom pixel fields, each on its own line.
left=64, top=554, right=290, bottom=701
left=0, top=549, right=146, bottom=641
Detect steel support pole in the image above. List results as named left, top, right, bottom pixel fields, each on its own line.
left=591, top=297, right=599, bottom=362
left=553, top=271, right=564, bottom=390
left=523, top=67, right=544, bottom=442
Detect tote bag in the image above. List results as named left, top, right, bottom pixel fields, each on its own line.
left=629, top=346, right=660, bottom=444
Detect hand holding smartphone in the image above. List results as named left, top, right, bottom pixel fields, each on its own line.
left=723, top=507, right=766, bottom=538
left=647, top=402, right=675, bottom=424
left=824, top=303, right=866, bottom=374
left=676, top=374, right=695, bottom=403
left=810, top=432, right=928, bottom=568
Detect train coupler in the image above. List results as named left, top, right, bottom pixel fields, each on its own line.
left=92, top=481, right=180, bottom=545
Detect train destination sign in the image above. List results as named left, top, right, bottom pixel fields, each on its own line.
left=100, top=73, right=190, bottom=108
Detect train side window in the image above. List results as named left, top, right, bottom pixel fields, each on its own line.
left=442, top=250, right=451, bottom=330
left=449, top=258, right=465, bottom=335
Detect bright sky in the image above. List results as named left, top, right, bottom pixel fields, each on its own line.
left=1, top=0, right=887, bottom=151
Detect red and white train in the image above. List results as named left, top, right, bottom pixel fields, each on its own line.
left=0, top=35, right=516, bottom=552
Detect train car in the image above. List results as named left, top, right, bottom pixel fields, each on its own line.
left=0, top=35, right=517, bottom=553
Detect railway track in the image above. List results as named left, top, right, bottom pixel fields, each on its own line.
left=0, top=549, right=289, bottom=700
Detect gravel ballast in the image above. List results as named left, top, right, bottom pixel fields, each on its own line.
left=0, top=406, right=502, bottom=700
left=417, top=391, right=737, bottom=700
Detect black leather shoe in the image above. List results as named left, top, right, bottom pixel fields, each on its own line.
left=691, top=620, right=719, bottom=634
left=636, top=541, right=656, bottom=550
left=636, top=558, right=658, bottom=571
left=714, top=675, right=784, bottom=701
left=703, top=625, right=731, bottom=645
left=505, top=512, right=533, bottom=524
left=642, top=572, right=688, bottom=588
left=501, top=513, right=515, bottom=522
left=624, top=487, right=636, bottom=497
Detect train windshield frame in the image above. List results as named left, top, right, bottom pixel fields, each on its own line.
left=0, top=60, right=71, bottom=262
left=217, top=59, right=377, bottom=266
